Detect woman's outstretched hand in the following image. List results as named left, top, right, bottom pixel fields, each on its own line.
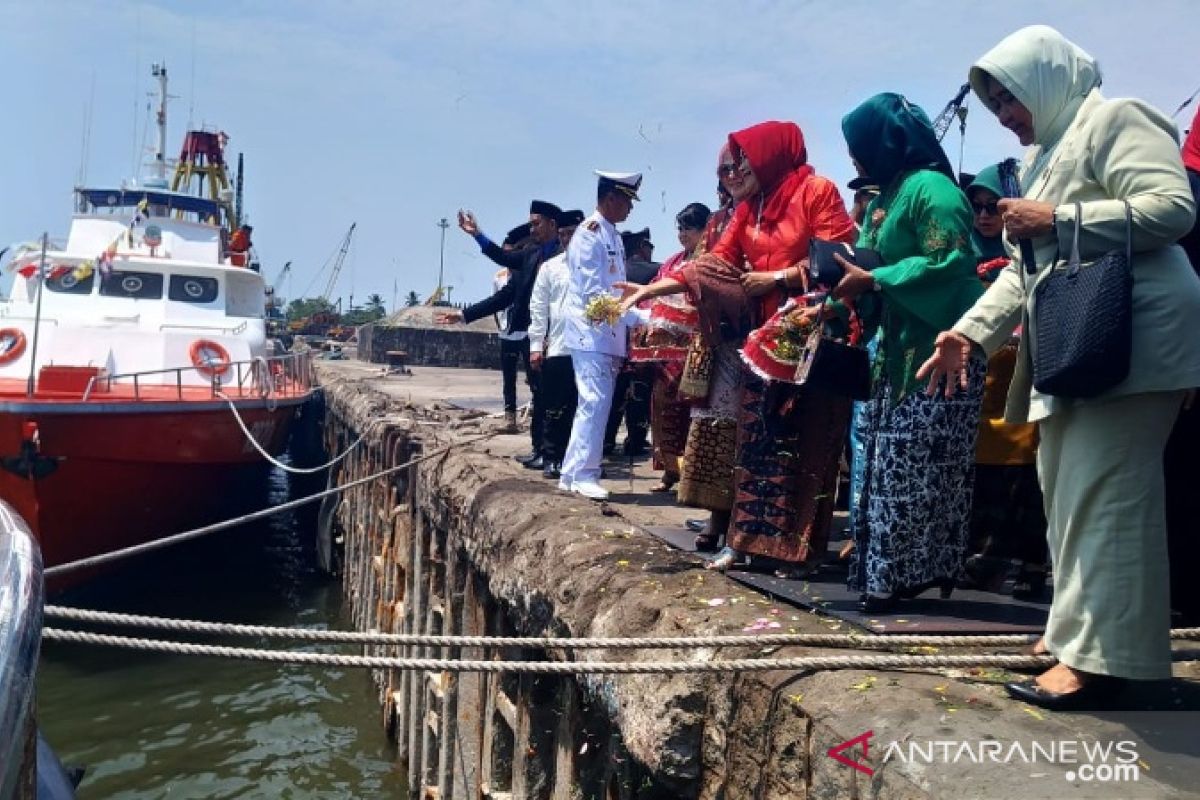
left=916, top=330, right=976, bottom=397
left=615, top=281, right=645, bottom=315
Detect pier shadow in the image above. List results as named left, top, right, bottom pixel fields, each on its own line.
left=640, top=524, right=1051, bottom=634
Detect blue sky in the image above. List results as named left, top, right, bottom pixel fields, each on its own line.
left=1, top=1, right=1196, bottom=310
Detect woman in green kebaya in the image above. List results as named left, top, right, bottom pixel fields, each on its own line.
left=806, top=92, right=983, bottom=613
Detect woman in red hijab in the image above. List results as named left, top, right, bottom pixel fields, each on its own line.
left=1179, top=105, right=1200, bottom=269
left=1164, top=105, right=1200, bottom=624
left=622, top=121, right=856, bottom=572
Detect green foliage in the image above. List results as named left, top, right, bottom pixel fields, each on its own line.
left=364, top=293, right=386, bottom=315
left=285, top=297, right=336, bottom=321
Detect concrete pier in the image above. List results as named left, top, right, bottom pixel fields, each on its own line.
left=314, top=357, right=1200, bottom=800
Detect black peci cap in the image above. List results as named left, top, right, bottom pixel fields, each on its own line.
left=529, top=200, right=562, bottom=219
left=557, top=209, right=585, bottom=227
left=503, top=222, right=532, bottom=247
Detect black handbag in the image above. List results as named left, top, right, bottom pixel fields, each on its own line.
left=793, top=302, right=872, bottom=400
left=808, top=239, right=882, bottom=289
left=1030, top=201, right=1133, bottom=398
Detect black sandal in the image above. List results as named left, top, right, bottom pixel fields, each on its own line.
left=694, top=531, right=721, bottom=552
left=1012, top=568, right=1048, bottom=602
left=650, top=474, right=679, bottom=493
left=961, top=554, right=1010, bottom=593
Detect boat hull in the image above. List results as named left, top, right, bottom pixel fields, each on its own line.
left=0, top=398, right=307, bottom=585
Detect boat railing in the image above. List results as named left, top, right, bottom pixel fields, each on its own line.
left=79, top=350, right=315, bottom=403
left=0, top=501, right=44, bottom=799
left=159, top=321, right=250, bottom=336
left=0, top=311, right=60, bottom=326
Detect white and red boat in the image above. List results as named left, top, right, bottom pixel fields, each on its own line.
left=0, top=65, right=313, bottom=581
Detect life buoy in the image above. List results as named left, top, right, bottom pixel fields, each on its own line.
left=0, top=328, right=28, bottom=365
left=189, top=339, right=232, bottom=377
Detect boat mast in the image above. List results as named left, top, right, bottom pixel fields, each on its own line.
left=150, top=63, right=169, bottom=184
left=26, top=235, right=48, bottom=398
left=235, top=152, right=244, bottom=229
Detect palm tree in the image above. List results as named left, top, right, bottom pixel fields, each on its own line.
left=404, top=290, right=421, bottom=307
left=365, top=293, right=386, bottom=320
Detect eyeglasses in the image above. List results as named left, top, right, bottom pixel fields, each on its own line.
left=971, top=201, right=1000, bottom=216
left=717, top=157, right=750, bottom=179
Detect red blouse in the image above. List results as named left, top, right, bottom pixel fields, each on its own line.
left=709, top=172, right=856, bottom=318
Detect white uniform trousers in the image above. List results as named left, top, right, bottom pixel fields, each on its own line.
left=560, top=350, right=622, bottom=484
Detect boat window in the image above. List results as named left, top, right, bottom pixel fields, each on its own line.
left=168, top=275, right=219, bottom=303
left=99, top=270, right=164, bottom=300
left=45, top=269, right=95, bottom=295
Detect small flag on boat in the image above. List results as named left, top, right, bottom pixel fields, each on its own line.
left=127, top=198, right=151, bottom=246
left=96, top=237, right=119, bottom=279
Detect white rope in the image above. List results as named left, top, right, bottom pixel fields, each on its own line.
left=43, top=429, right=496, bottom=577
left=40, top=628, right=1200, bottom=673
left=46, top=627, right=1119, bottom=673
left=38, top=607, right=1200, bottom=651
left=215, top=390, right=368, bottom=475
left=252, top=356, right=278, bottom=412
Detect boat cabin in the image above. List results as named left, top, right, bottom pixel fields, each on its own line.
left=0, top=188, right=269, bottom=391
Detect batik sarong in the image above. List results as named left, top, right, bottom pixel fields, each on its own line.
left=729, top=372, right=851, bottom=564
left=848, top=357, right=985, bottom=595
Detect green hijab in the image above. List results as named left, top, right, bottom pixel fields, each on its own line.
left=965, top=164, right=1006, bottom=262
left=841, top=93, right=956, bottom=187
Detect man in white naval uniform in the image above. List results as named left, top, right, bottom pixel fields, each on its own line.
left=558, top=171, right=645, bottom=500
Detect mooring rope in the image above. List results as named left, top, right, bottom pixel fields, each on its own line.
left=43, top=429, right=496, bottom=577
left=39, top=607, right=1200, bottom=651
left=216, top=389, right=371, bottom=475
left=45, top=627, right=1122, bottom=673
left=39, top=628, right=1200, bottom=673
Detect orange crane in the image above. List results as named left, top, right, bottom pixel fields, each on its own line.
left=289, top=224, right=356, bottom=336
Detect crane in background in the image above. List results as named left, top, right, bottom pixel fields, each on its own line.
left=265, top=261, right=291, bottom=336
left=289, top=223, right=357, bottom=337
left=932, top=83, right=971, bottom=179
left=320, top=223, right=356, bottom=308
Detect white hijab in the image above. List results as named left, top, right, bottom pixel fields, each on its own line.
left=969, top=25, right=1102, bottom=149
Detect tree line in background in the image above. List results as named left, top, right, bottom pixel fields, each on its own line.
left=284, top=290, right=451, bottom=323
left=284, top=293, right=391, bottom=325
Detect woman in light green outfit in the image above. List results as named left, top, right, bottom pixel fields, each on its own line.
left=921, top=25, right=1200, bottom=710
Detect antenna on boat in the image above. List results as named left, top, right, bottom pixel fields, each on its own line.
left=235, top=153, right=245, bottom=229
left=150, top=63, right=171, bottom=184
left=77, top=73, right=96, bottom=187
left=131, top=10, right=141, bottom=179
left=188, top=17, right=197, bottom=130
